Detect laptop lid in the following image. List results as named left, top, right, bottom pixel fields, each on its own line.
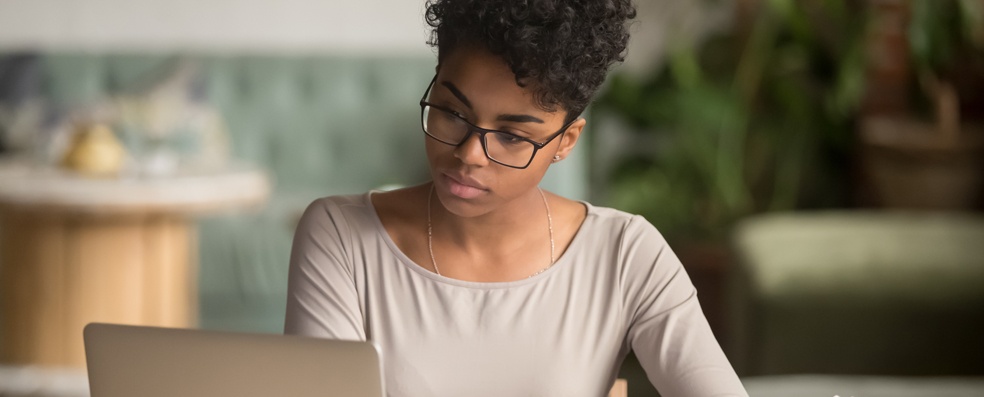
left=83, top=323, right=384, bottom=397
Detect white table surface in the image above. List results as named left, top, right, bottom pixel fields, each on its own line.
left=0, top=156, right=270, bottom=215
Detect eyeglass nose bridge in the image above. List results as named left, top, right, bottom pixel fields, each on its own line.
left=452, top=126, right=494, bottom=161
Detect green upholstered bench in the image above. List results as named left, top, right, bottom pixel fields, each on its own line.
left=728, top=211, right=984, bottom=377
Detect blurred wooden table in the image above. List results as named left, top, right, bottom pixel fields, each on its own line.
left=0, top=158, right=269, bottom=368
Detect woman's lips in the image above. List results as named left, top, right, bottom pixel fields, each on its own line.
left=443, top=173, right=488, bottom=199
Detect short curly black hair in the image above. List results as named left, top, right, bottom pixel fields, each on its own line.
left=425, top=0, right=636, bottom=121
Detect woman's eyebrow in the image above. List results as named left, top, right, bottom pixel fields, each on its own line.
left=497, top=114, right=544, bottom=124
left=440, top=81, right=473, bottom=109
left=440, top=80, right=545, bottom=124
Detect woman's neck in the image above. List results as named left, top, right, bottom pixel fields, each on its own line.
left=428, top=185, right=549, bottom=257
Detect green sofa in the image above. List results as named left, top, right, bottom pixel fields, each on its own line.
left=728, top=211, right=984, bottom=377
left=0, top=52, right=589, bottom=335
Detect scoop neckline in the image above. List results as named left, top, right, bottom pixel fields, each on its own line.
left=364, top=190, right=594, bottom=289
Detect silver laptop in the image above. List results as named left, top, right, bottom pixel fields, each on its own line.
left=83, top=323, right=384, bottom=397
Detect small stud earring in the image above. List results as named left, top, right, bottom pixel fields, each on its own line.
left=552, top=155, right=562, bottom=162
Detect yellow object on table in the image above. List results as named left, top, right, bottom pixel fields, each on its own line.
left=60, top=123, right=127, bottom=176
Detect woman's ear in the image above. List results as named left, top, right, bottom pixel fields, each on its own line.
left=552, top=118, right=586, bottom=162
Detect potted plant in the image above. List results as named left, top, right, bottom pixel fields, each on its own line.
left=592, top=0, right=868, bottom=342
left=594, top=0, right=867, bottom=241
left=858, top=0, right=984, bottom=210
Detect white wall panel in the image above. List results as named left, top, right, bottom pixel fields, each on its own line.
left=0, top=0, right=432, bottom=55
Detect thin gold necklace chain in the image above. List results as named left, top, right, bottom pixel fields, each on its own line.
left=427, top=185, right=555, bottom=278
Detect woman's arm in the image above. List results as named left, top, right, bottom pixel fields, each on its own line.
left=619, top=216, right=747, bottom=397
left=284, top=198, right=366, bottom=341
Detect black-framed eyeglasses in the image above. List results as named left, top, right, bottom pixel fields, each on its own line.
left=419, top=75, right=575, bottom=169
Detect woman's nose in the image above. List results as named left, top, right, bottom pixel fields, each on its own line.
left=453, top=131, right=489, bottom=166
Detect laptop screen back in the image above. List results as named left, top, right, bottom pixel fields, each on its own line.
left=84, top=323, right=384, bottom=397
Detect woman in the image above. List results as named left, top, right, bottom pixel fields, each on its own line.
left=285, top=0, right=747, bottom=395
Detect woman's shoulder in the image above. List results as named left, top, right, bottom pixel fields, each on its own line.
left=297, top=193, right=366, bottom=228
left=304, top=192, right=368, bottom=211
left=369, top=184, right=429, bottom=218
left=580, top=201, right=657, bottom=236
left=549, top=197, right=668, bottom=259
left=296, top=190, right=386, bottom=237
left=304, top=185, right=424, bottom=216
left=367, top=184, right=430, bottom=252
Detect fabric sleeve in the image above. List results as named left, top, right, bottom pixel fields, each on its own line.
left=283, top=198, right=367, bottom=341
left=619, top=216, right=747, bottom=397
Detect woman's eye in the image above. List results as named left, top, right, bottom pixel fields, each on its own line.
left=494, top=133, right=525, bottom=146
left=451, top=110, right=471, bottom=121
left=441, top=109, right=463, bottom=121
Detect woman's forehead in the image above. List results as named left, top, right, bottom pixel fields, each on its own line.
left=435, top=47, right=563, bottom=118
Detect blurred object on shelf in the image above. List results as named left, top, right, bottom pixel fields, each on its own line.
left=0, top=53, right=46, bottom=158
left=59, top=122, right=127, bottom=177
left=862, top=0, right=912, bottom=116
left=0, top=100, right=46, bottom=156
left=1, top=56, right=231, bottom=177
left=860, top=115, right=984, bottom=210
left=112, top=59, right=230, bottom=176
left=857, top=0, right=984, bottom=210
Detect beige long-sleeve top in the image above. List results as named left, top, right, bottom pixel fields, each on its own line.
left=284, top=193, right=747, bottom=397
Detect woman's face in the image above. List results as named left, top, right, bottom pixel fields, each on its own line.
left=424, top=45, right=584, bottom=218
